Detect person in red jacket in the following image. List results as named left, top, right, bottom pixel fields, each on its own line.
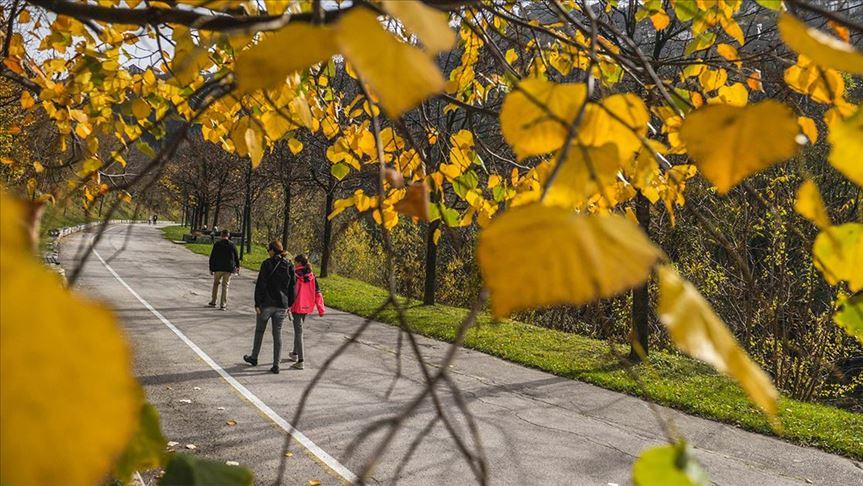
left=288, top=254, right=325, bottom=370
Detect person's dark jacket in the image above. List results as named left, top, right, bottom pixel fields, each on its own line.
left=254, top=256, right=295, bottom=309
left=209, top=239, right=239, bottom=273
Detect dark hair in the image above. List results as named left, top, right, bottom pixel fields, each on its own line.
left=268, top=241, right=288, bottom=257
left=220, top=229, right=229, bottom=237
left=294, top=254, right=310, bottom=269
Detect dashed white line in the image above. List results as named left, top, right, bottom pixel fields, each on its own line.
left=93, top=249, right=358, bottom=484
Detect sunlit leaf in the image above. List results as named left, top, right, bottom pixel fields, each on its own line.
left=0, top=192, right=139, bottom=485
left=234, top=24, right=337, bottom=93
left=657, top=265, right=779, bottom=422
left=244, top=127, right=263, bottom=168
left=479, top=205, right=663, bottom=318
left=544, top=143, right=621, bottom=208
left=679, top=100, right=799, bottom=193
left=779, top=14, right=863, bottom=75
left=827, top=105, right=863, bottom=187
left=500, top=78, right=587, bottom=160
left=382, top=0, right=456, bottom=53
left=794, top=180, right=830, bottom=229
left=288, top=138, right=303, bottom=155
left=797, top=116, right=818, bottom=143
left=834, top=294, right=863, bottom=344
left=336, top=7, right=445, bottom=117
left=813, top=223, right=863, bottom=292
left=784, top=55, right=845, bottom=105
left=632, top=442, right=709, bottom=486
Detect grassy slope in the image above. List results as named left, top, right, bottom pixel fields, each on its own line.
left=161, top=225, right=863, bottom=459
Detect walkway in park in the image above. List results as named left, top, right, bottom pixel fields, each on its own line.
left=60, top=223, right=861, bottom=485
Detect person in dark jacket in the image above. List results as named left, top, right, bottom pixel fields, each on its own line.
left=244, top=241, right=295, bottom=374
left=208, top=229, right=240, bottom=310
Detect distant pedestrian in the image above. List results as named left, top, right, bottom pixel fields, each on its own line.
left=152, top=214, right=158, bottom=225
left=244, top=241, right=295, bottom=374
left=288, top=254, right=325, bottom=370
left=208, top=229, right=239, bottom=310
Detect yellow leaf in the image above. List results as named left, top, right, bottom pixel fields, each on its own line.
left=794, top=180, right=830, bottom=229
left=544, top=143, right=621, bottom=208
left=650, top=11, right=670, bottom=30
left=698, top=68, right=727, bottom=92
left=578, top=93, right=649, bottom=160
left=394, top=182, right=430, bottom=221
left=336, top=8, right=445, bottom=117
left=797, top=116, right=818, bottom=143
left=827, top=105, right=863, bottom=187
left=746, top=69, right=763, bottom=92
left=779, top=14, right=863, bottom=75
left=657, top=265, right=779, bottom=422
left=0, top=192, right=139, bottom=485
left=813, top=223, right=863, bottom=292
left=245, top=127, right=263, bottom=168
left=382, top=0, right=455, bottom=53
left=505, top=48, right=518, bottom=64
left=710, top=83, right=748, bottom=107
left=234, top=23, right=337, bottom=93
left=716, top=43, right=738, bottom=61
left=679, top=100, right=799, bottom=193
left=500, top=78, right=587, bottom=160
left=478, top=205, right=663, bottom=318
left=784, top=55, right=845, bottom=104
left=20, top=90, right=35, bottom=109
left=288, top=138, right=303, bottom=155
left=261, top=110, right=295, bottom=141
left=131, top=98, right=150, bottom=120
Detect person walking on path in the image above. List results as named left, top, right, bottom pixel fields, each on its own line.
left=288, top=254, right=325, bottom=370
left=208, top=229, right=240, bottom=310
left=244, top=241, right=295, bottom=374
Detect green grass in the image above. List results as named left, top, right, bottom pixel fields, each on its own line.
left=161, top=225, right=863, bottom=459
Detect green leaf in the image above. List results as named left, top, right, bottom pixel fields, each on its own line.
left=755, top=0, right=783, bottom=11
left=159, top=454, right=253, bottom=486
left=331, top=162, right=350, bottom=181
left=834, top=294, right=863, bottom=344
left=684, top=31, right=716, bottom=56
left=453, top=170, right=479, bottom=199
left=114, top=403, right=167, bottom=483
left=632, top=442, right=709, bottom=486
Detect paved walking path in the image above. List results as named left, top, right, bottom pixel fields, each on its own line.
left=60, top=223, right=861, bottom=485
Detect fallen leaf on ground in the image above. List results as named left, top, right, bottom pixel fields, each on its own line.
left=167, top=441, right=179, bottom=448
left=178, top=399, right=192, bottom=404
left=185, top=444, right=196, bottom=450
left=226, top=420, right=237, bottom=426
left=226, top=461, right=240, bottom=467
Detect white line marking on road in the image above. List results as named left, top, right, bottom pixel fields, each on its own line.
left=93, top=249, right=358, bottom=484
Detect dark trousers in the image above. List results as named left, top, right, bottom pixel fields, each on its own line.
left=292, top=313, right=306, bottom=360
left=251, top=307, right=287, bottom=364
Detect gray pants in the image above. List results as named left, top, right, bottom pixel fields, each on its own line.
left=292, top=313, right=306, bottom=360
left=251, top=307, right=287, bottom=364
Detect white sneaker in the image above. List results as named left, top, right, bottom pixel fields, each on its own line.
left=290, top=361, right=304, bottom=370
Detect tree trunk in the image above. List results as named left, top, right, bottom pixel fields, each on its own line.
left=203, top=202, right=209, bottom=229
left=281, top=182, right=291, bottom=249
left=320, top=188, right=334, bottom=277
left=212, top=191, right=221, bottom=228
left=423, top=219, right=440, bottom=305
left=628, top=194, right=651, bottom=362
